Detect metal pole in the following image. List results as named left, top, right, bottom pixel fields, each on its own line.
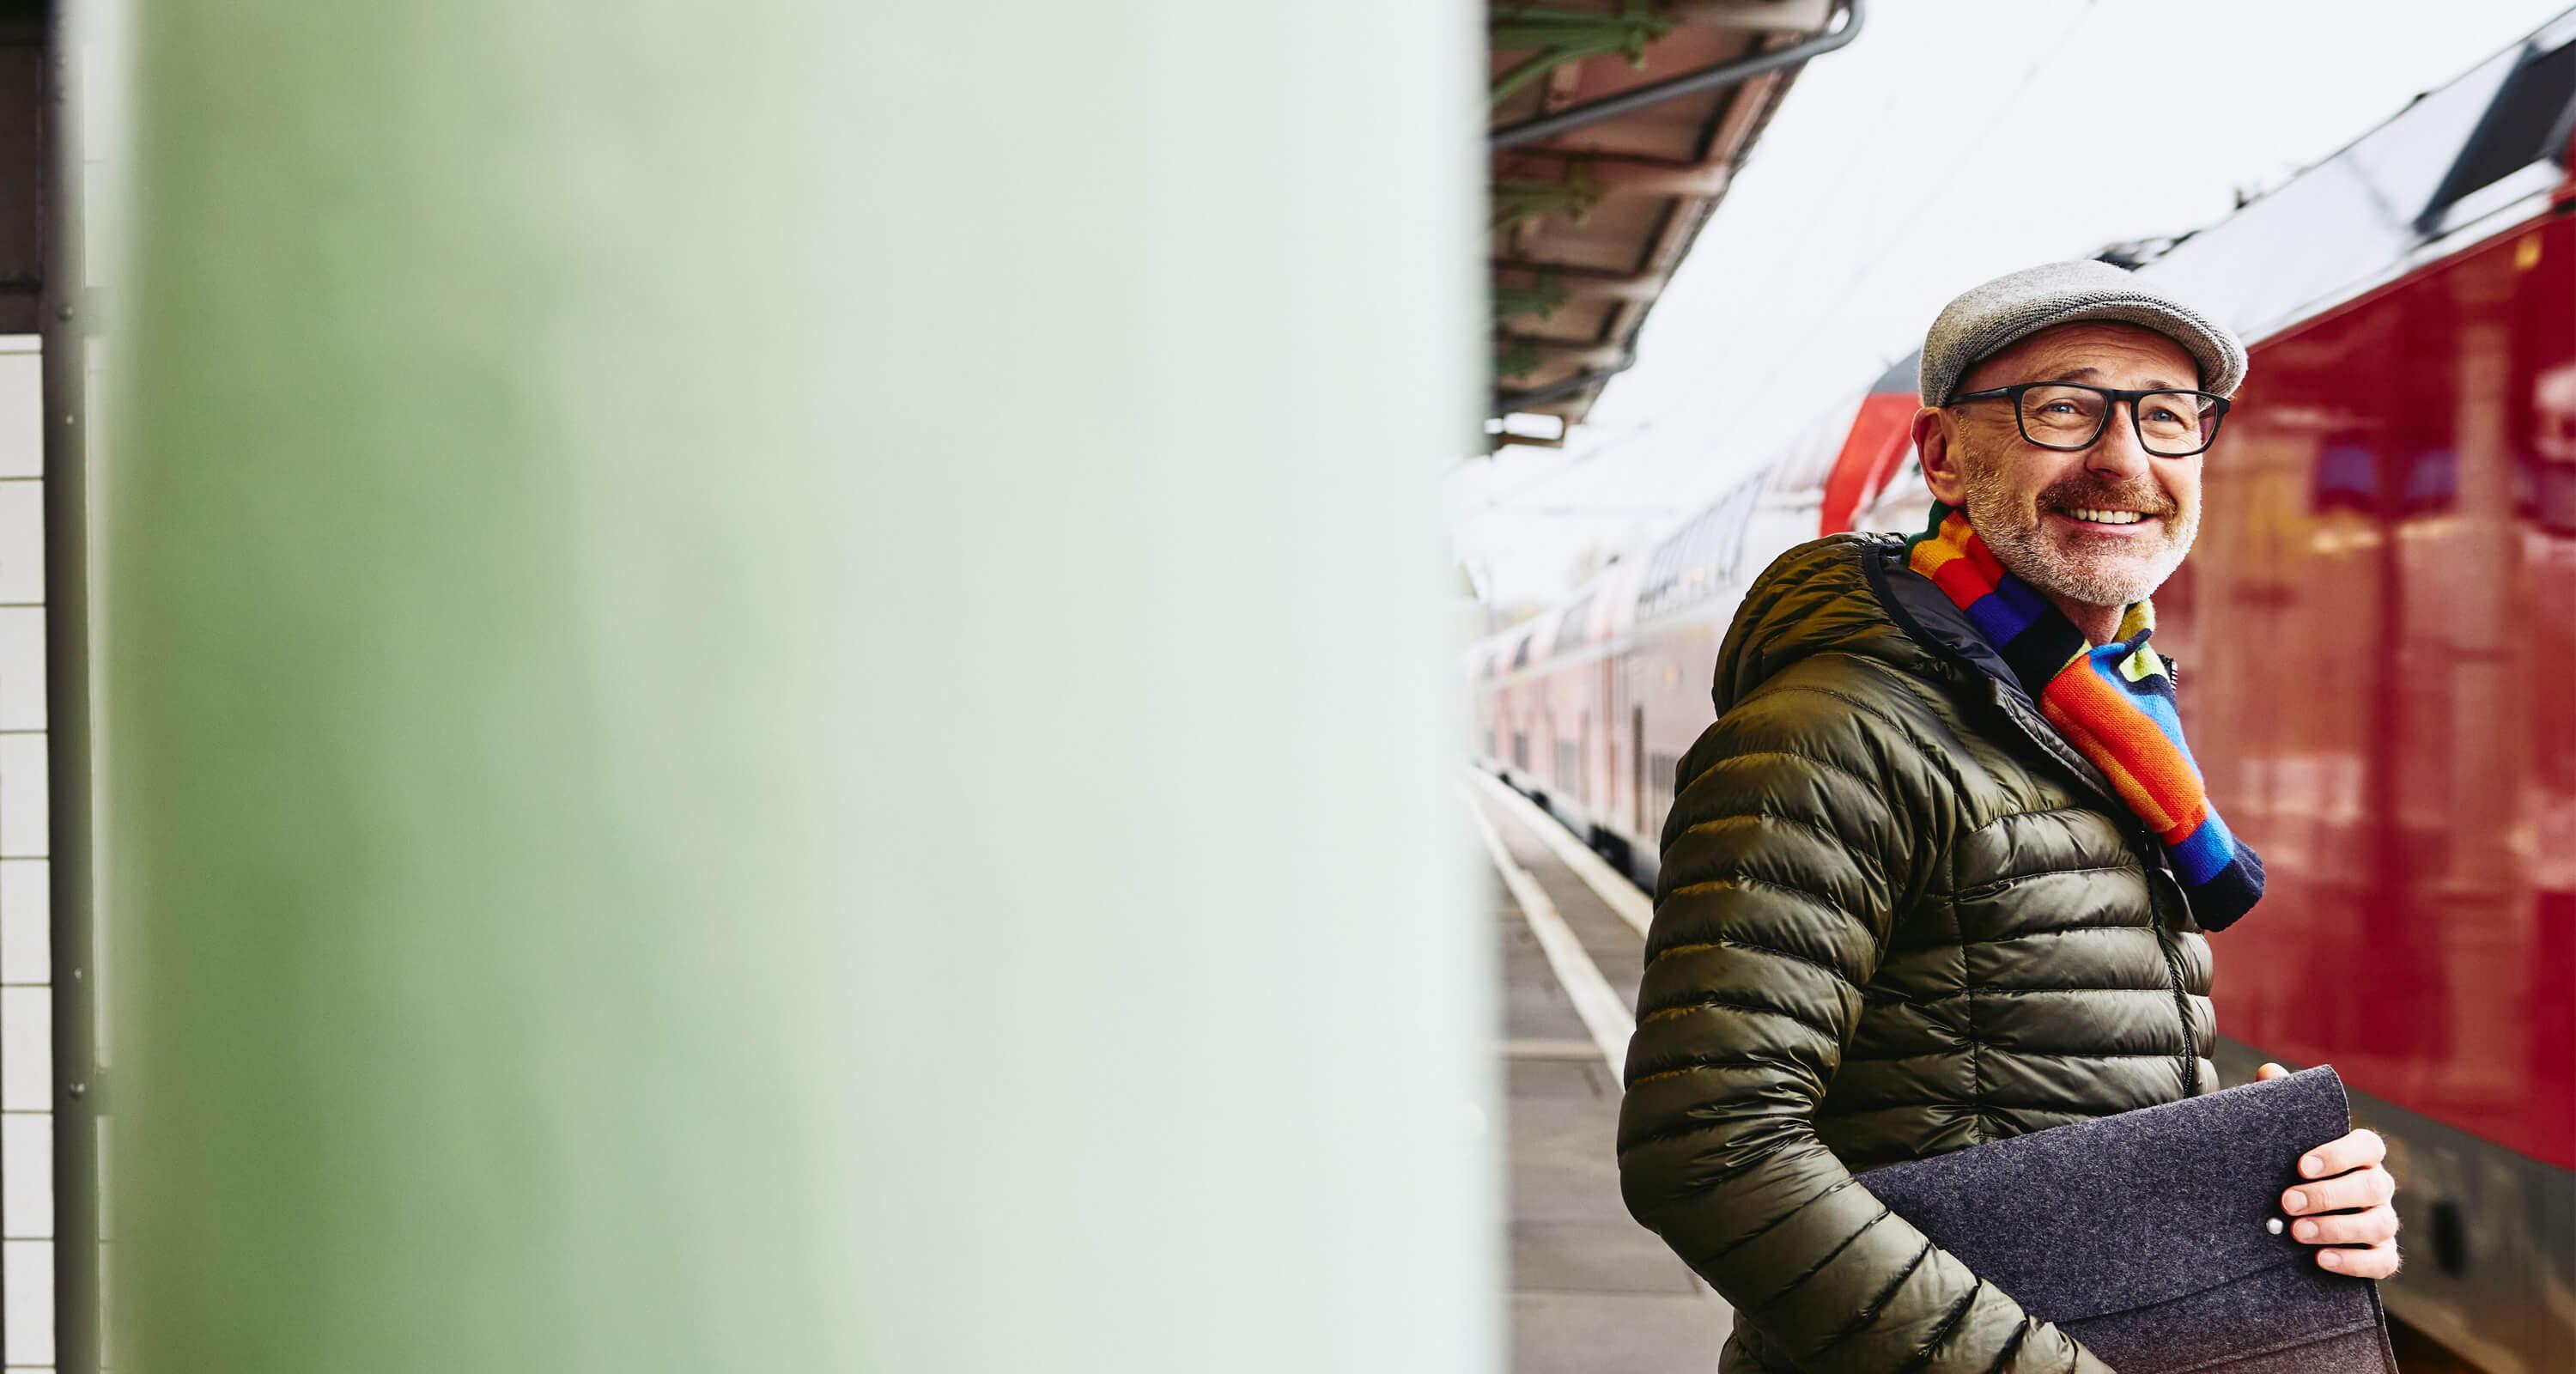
left=38, top=0, right=98, bottom=1367
left=1488, top=0, right=1862, bottom=151
left=104, top=4, right=1493, bottom=1372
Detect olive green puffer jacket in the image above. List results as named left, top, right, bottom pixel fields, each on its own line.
left=1619, top=532, right=2221, bottom=1374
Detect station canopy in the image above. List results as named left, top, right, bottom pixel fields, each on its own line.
left=1488, top=0, right=1860, bottom=446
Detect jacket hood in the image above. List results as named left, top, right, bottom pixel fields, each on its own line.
left=1710, top=533, right=1960, bottom=715
left=1727, top=532, right=2140, bottom=833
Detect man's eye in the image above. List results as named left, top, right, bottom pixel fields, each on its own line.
left=2038, top=401, right=2081, bottom=415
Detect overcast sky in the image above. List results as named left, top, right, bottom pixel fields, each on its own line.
left=1449, top=0, right=2575, bottom=608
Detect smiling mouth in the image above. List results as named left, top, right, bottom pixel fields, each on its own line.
left=2054, top=507, right=2159, bottom=527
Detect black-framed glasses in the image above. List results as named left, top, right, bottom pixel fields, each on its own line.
left=1949, top=381, right=2231, bottom=457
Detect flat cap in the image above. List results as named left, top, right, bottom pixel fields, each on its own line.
left=1918, top=259, right=2246, bottom=406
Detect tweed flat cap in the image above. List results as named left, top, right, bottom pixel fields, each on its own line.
left=1918, top=259, right=2247, bottom=405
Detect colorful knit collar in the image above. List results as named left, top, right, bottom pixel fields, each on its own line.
left=1905, top=502, right=2263, bottom=931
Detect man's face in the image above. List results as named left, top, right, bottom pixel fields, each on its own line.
left=1926, top=321, right=2206, bottom=610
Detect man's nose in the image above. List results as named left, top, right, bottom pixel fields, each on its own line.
left=2084, top=400, right=2154, bottom=477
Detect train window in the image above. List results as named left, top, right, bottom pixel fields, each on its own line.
left=2516, top=453, right=2576, bottom=536
left=1701, top=478, right=1764, bottom=585
left=2311, top=443, right=2377, bottom=514
left=2418, top=38, right=2576, bottom=229
left=1555, top=593, right=1596, bottom=651
left=1635, top=479, right=1763, bottom=623
left=2402, top=448, right=2459, bottom=514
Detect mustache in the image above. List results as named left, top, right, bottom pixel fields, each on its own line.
left=2037, top=478, right=2178, bottom=519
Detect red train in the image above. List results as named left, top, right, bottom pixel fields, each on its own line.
left=1473, top=16, right=2576, bottom=1370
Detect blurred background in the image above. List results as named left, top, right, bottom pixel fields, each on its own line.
left=0, top=1, right=2561, bottom=1371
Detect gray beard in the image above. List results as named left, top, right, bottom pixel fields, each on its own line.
left=1957, top=457, right=2196, bottom=611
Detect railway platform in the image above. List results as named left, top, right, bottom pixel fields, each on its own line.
left=1464, top=769, right=1735, bottom=1371
left=1462, top=766, right=2497, bottom=1374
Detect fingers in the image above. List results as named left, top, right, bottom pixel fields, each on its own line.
left=2256, top=1061, right=2288, bottom=1080
left=2289, top=1204, right=2399, bottom=1246
left=2284, top=1163, right=2395, bottom=1215
left=2259, top=1103, right=2403, bottom=1280
left=2295, top=1128, right=2387, bottom=1180
left=2317, top=1235, right=2401, bottom=1279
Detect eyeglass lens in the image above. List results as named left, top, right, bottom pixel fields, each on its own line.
left=2019, top=386, right=2218, bottom=454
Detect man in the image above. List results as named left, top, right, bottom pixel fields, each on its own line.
left=1617, top=261, right=2401, bottom=1373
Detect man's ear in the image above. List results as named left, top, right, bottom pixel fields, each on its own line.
left=1912, top=404, right=1967, bottom=505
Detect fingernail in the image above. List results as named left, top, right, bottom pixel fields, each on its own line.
left=2294, top=1219, right=2318, bottom=1240
left=2301, top=1155, right=2323, bottom=1176
left=2319, top=1249, right=2341, bottom=1268
left=2287, top=1190, right=2307, bottom=1210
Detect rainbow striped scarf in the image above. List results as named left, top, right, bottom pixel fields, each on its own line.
left=1905, top=503, right=2263, bottom=931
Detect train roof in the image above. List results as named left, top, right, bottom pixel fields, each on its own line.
left=2136, top=7, right=2576, bottom=346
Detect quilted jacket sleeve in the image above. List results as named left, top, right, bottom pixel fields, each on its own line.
left=1618, top=676, right=2115, bottom=1374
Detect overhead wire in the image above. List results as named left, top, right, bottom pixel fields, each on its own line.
left=1802, top=0, right=2105, bottom=326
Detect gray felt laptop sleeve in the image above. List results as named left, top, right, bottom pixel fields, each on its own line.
left=1856, top=1065, right=2400, bottom=1373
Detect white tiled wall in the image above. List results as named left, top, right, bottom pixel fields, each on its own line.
left=1, top=1242, right=46, bottom=1369
left=0, top=336, right=52, bottom=1371
left=0, top=486, right=37, bottom=604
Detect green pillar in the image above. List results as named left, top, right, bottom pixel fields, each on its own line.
left=101, top=5, right=1492, bottom=1371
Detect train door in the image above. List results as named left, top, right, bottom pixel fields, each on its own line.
left=1575, top=715, right=1589, bottom=812
left=1631, top=704, right=1646, bottom=838
left=1595, top=654, right=1616, bottom=835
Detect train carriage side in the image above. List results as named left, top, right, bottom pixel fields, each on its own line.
left=1575, top=561, right=1650, bottom=867
left=1500, top=614, right=1557, bottom=790
left=2154, top=202, right=2576, bottom=1371
left=1539, top=592, right=1602, bottom=830
left=2125, top=30, right=2576, bottom=1363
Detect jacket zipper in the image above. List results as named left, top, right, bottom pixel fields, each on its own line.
left=2145, top=868, right=2203, bottom=1097
left=1990, top=688, right=2203, bottom=1097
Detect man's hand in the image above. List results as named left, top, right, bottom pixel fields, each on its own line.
left=2255, top=1062, right=2401, bottom=1278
